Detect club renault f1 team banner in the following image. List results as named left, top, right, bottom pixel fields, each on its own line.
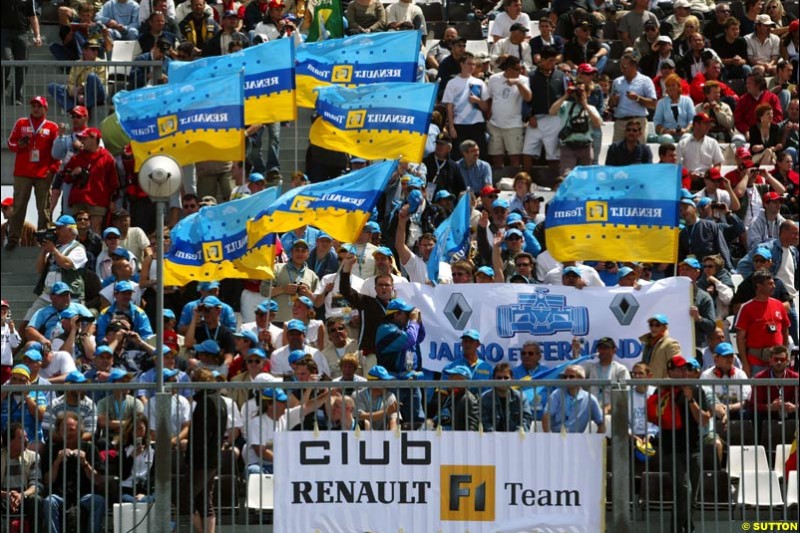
left=310, top=82, right=436, bottom=163
left=113, top=75, right=244, bottom=171
left=247, top=160, right=397, bottom=246
left=395, top=277, right=693, bottom=373
left=164, top=187, right=280, bottom=286
left=296, top=30, right=421, bottom=108
left=167, top=39, right=296, bottom=124
left=545, top=164, right=682, bottom=264
left=275, top=431, right=606, bottom=532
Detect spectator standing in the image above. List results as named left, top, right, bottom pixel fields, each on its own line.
left=618, top=0, right=659, bottom=49
left=179, top=0, right=218, bottom=52
left=521, top=46, right=565, bottom=168
left=443, top=53, right=489, bottom=160
left=61, top=128, right=117, bottom=232
left=6, top=97, right=60, bottom=250
left=639, top=314, right=682, bottom=379
left=50, top=106, right=95, bottom=217
left=485, top=56, right=531, bottom=169
left=1, top=0, right=42, bottom=105
left=435, top=37, right=467, bottom=101
left=490, top=0, right=531, bottom=43
left=542, top=365, right=605, bottom=434
left=608, top=54, right=656, bottom=143
left=549, top=80, right=601, bottom=174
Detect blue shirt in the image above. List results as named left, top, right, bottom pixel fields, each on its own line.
left=653, top=95, right=696, bottom=131
left=1, top=391, right=48, bottom=444
left=136, top=367, right=192, bottom=399
left=280, top=227, right=322, bottom=252
left=443, top=357, right=494, bottom=381
left=96, top=302, right=154, bottom=341
left=96, top=0, right=140, bottom=31
left=611, top=72, right=656, bottom=118
left=456, top=159, right=492, bottom=193
left=29, top=302, right=87, bottom=339
left=177, top=299, right=237, bottom=331
left=546, top=388, right=604, bottom=433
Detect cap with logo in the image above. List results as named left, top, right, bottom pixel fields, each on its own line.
left=55, top=214, right=77, bottom=226
left=103, top=227, right=121, bottom=238
left=479, top=185, right=500, bottom=197
left=367, top=365, right=394, bottom=381
left=714, top=342, right=735, bottom=356
left=201, top=295, right=223, bottom=307
left=262, top=388, right=289, bottom=402
left=667, top=355, right=689, bottom=369
left=51, top=281, right=72, bottom=295
left=76, top=127, right=101, bottom=139
left=443, top=365, right=472, bottom=379
left=198, top=281, right=220, bottom=291
left=11, top=365, right=31, bottom=380
left=114, top=280, right=134, bottom=293
left=65, top=370, right=88, bottom=384
left=386, top=299, right=414, bottom=314
left=288, top=349, right=308, bottom=365
left=680, top=257, right=701, bottom=270
left=753, top=247, right=772, bottom=260
left=286, top=319, right=307, bottom=332
left=563, top=266, right=582, bottom=277
left=70, top=105, right=89, bottom=117
left=476, top=266, right=495, bottom=278
left=30, top=96, right=48, bottom=108
left=234, top=329, right=259, bottom=345
left=649, top=313, right=669, bottom=325
left=256, top=299, right=279, bottom=313
left=461, top=329, right=481, bottom=342
left=195, top=340, right=221, bottom=354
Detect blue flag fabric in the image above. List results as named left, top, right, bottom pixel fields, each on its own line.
left=167, top=40, right=296, bottom=124
left=428, top=192, right=472, bottom=284
left=247, top=160, right=397, bottom=246
left=114, top=75, right=244, bottom=171
left=545, top=164, right=681, bottom=263
left=165, top=187, right=279, bottom=286
left=296, top=30, right=421, bottom=108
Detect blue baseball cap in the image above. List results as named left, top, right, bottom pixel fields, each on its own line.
left=288, top=349, right=307, bottom=364
left=163, top=309, right=176, bottom=320
left=23, top=349, right=43, bottom=362
left=262, top=388, right=288, bottom=402
left=686, top=358, right=701, bottom=370
left=110, top=247, right=130, bottom=260
left=697, top=197, right=712, bottom=208
left=434, top=190, right=455, bottom=201
left=198, top=281, right=220, bottom=291
left=443, top=365, right=472, bottom=379
left=372, top=246, right=393, bottom=257
left=95, top=345, right=114, bottom=357
left=461, top=329, right=481, bottom=342
left=680, top=257, right=701, bottom=270
left=102, top=227, right=121, bottom=238
left=367, top=365, right=394, bottom=381
left=201, top=295, right=223, bottom=307
left=256, top=299, right=279, bottom=313
left=114, top=280, right=134, bottom=293
left=406, top=177, right=425, bottom=190
left=234, top=330, right=259, bottom=345
left=617, top=266, right=635, bottom=280
left=65, top=370, right=88, bottom=384
left=338, top=243, right=357, bottom=254
left=563, top=266, right=582, bottom=277
left=492, top=198, right=510, bottom=210
left=505, top=228, right=523, bottom=240
left=364, top=221, right=381, bottom=233
left=163, top=368, right=179, bottom=380
left=248, top=347, right=267, bottom=359
left=295, top=296, right=314, bottom=309
left=476, top=266, right=495, bottom=278
left=680, top=188, right=694, bottom=200
left=753, top=247, right=772, bottom=260
left=51, top=281, right=71, bottom=295
left=286, top=319, right=307, bottom=333
left=195, top=339, right=221, bottom=354
left=60, top=307, right=79, bottom=319
left=55, top=214, right=76, bottom=226
left=248, top=172, right=265, bottom=183
left=506, top=212, right=524, bottom=225
left=714, top=342, right=735, bottom=356
left=316, top=232, right=332, bottom=241
left=107, top=368, right=134, bottom=383
left=649, top=314, right=669, bottom=325
left=386, top=298, right=414, bottom=313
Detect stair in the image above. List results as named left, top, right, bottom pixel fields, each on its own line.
left=0, top=246, right=41, bottom=321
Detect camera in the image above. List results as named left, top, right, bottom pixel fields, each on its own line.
left=34, top=228, right=57, bottom=243
left=710, top=202, right=724, bottom=209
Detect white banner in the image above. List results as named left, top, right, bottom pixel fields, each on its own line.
left=396, top=277, right=694, bottom=372
left=275, top=431, right=606, bottom=533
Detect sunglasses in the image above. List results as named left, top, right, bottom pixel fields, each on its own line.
left=563, top=374, right=580, bottom=379
left=328, top=326, right=346, bottom=332
left=648, top=322, right=664, bottom=328
left=246, top=358, right=263, bottom=364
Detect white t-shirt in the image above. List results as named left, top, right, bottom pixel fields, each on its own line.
left=242, top=321, right=285, bottom=349
left=245, top=406, right=303, bottom=466
left=490, top=12, right=531, bottom=40
left=100, top=281, right=144, bottom=307
left=542, top=264, right=605, bottom=287
left=313, top=272, right=365, bottom=318
left=359, top=274, right=410, bottom=297
left=442, top=75, right=488, bottom=126
left=400, top=254, right=453, bottom=285
left=269, top=344, right=330, bottom=377
left=145, top=393, right=191, bottom=438
left=38, top=350, right=78, bottom=380
left=1, top=323, right=21, bottom=366
left=41, top=241, right=88, bottom=301
left=485, top=72, right=529, bottom=129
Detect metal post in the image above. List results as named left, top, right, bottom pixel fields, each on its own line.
left=611, top=387, right=631, bottom=533
left=153, top=200, right=172, bottom=533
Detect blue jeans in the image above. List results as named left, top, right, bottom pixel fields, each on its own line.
left=247, top=123, right=281, bottom=175
left=43, top=493, right=106, bottom=533
left=47, top=73, right=106, bottom=112
left=247, top=462, right=274, bottom=475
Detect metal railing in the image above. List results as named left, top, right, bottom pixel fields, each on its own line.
left=1, top=377, right=798, bottom=532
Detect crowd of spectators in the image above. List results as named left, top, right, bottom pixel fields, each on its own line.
left=1, top=0, right=799, bottom=530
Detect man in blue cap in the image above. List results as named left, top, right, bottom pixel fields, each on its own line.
left=700, top=341, right=750, bottom=425
left=269, top=238, right=321, bottom=323
left=343, top=221, right=380, bottom=280
left=443, top=329, right=493, bottom=382
left=95, top=368, right=141, bottom=442
left=43, top=370, right=97, bottom=440
left=26, top=214, right=88, bottom=322
left=353, top=366, right=401, bottom=431
left=177, top=280, right=236, bottom=334
left=242, top=299, right=283, bottom=351
left=185, top=295, right=236, bottom=369
left=95, top=280, right=155, bottom=341
left=394, top=206, right=452, bottom=285
left=638, top=313, right=682, bottom=379
left=679, top=189, right=732, bottom=270
left=678, top=257, right=717, bottom=348
left=431, top=365, right=480, bottom=431
left=136, top=346, right=192, bottom=403
left=25, top=281, right=79, bottom=344
left=307, top=232, right=339, bottom=280
left=359, top=246, right=410, bottom=296
left=269, top=319, right=330, bottom=377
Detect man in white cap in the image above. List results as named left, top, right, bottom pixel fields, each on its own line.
left=745, top=14, right=781, bottom=74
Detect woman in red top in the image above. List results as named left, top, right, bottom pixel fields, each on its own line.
left=771, top=151, right=799, bottom=217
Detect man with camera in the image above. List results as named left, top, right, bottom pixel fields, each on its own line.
left=127, top=36, right=174, bottom=90
left=24, top=216, right=88, bottom=325
left=95, top=280, right=154, bottom=344
left=6, top=97, right=60, bottom=252
left=549, top=80, right=602, bottom=174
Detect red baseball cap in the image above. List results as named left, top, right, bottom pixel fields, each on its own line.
left=268, top=0, right=285, bottom=8
left=763, top=191, right=782, bottom=203
left=667, top=355, right=689, bottom=369
left=70, top=105, right=89, bottom=117
left=77, top=127, right=101, bottom=139
left=741, top=158, right=755, bottom=169
left=1, top=197, right=13, bottom=208
left=30, top=96, right=48, bottom=108
left=479, top=185, right=501, bottom=197
left=577, top=63, right=598, bottom=75
left=706, top=167, right=723, bottom=180
left=735, top=146, right=752, bottom=160
left=693, top=112, right=713, bottom=123
left=1, top=300, right=8, bottom=308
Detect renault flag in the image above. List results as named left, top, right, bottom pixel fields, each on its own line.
left=247, top=160, right=397, bottom=247
left=310, top=82, right=436, bottom=163
left=164, top=187, right=280, bottom=286
left=296, top=30, right=420, bottom=108
left=113, top=74, right=244, bottom=170
left=545, top=164, right=681, bottom=263
left=168, top=39, right=296, bottom=124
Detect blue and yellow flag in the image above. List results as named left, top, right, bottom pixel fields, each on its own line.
left=165, top=187, right=280, bottom=286
left=113, top=75, right=244, bottom=171
left=428, top=192, right=471, bottom=285
left=247, top=160, right=397, bottom=247
left=296, top=31, right=420, bottom=108
left=309, top=82, right=436, bottom=163
left=167, top=40, right=296, bottom=124
left=545, top=164, right=681, bottom=263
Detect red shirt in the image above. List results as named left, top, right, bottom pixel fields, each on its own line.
left=746, top=367, right=799, bottom=413
left=734, top=90, right=783, bottom=135
left=65, top=147, right=118, bottom=208
left=7, top=115, right=60, bottom=179
left=653, top=74, right=691, bottom=100
left=688, top=74, right=739, bottom=105
left=734, top=297, right=791, bottom=366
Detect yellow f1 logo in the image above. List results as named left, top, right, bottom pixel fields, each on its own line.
left=440, top=465, right=495, bottom=521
